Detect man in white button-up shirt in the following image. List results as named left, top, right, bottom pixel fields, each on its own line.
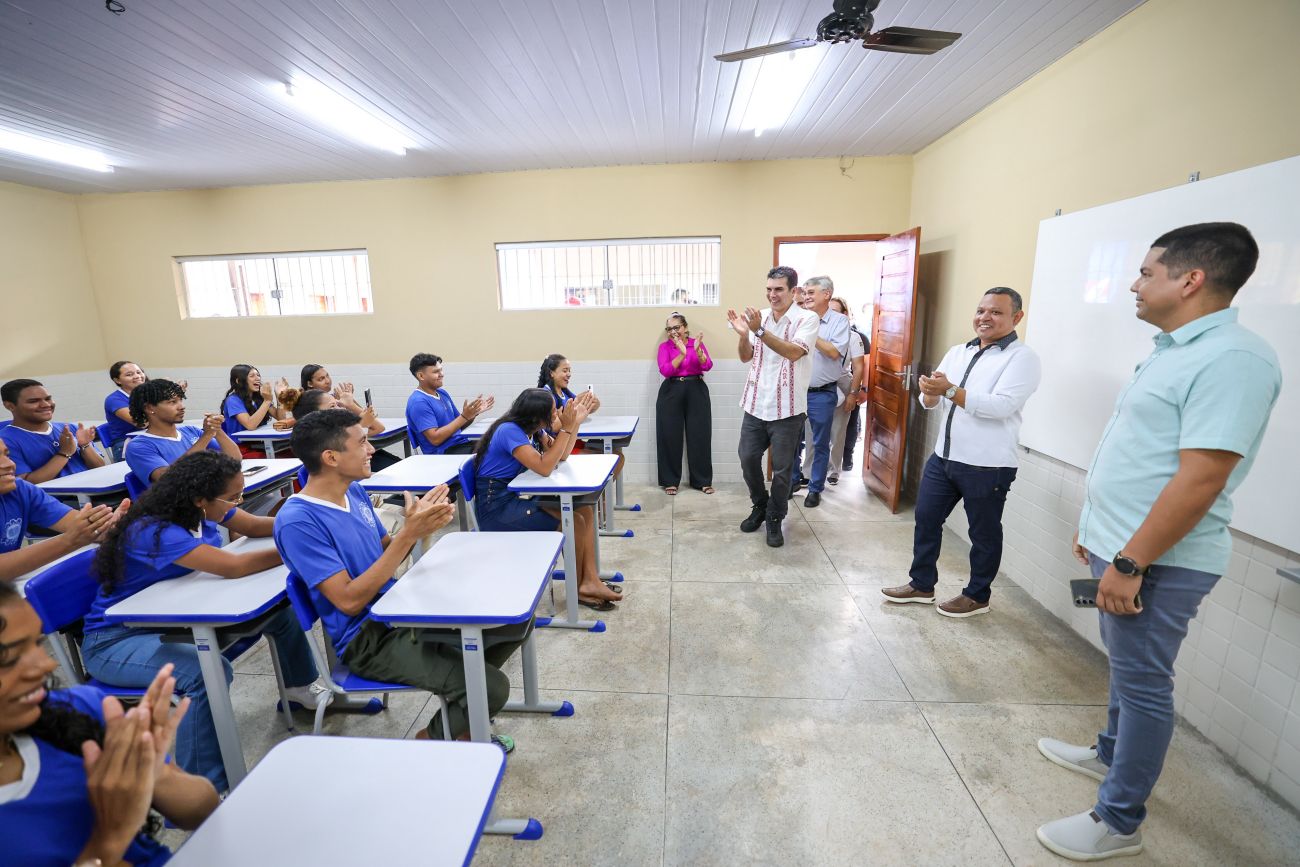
left=727, top=266, right=820, bottom=548
left=882, top=287, right=1041, bottom=617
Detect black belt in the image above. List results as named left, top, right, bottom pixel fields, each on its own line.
left=808, top=383, right=839, bottom=392
left=670, top=375, right=704, bottom=382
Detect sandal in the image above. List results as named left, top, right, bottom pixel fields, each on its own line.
left=701, top=486, right=715, bottom=495
left=603, top=580, right=623, bottom=594
left=664, top=486, right=678, bottom=495
left=578, top=597, right=617, bottom=612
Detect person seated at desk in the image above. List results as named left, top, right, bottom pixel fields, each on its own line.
left=293, top=389, right=398, bottom=471
left=300, top=364, right=368, bottom=416
left=1, top=379, right=106, bottom=482
left=0, top=594, right=219, bottom=867
left=220, top=365, right=289, bottom=458
left=405, top=353, right=493, bottom=456
left=473, top=388, right=621, bottom=610
left=125, top=379, right=241, bottom=489
left=0, top=440, right=128, bottom=584
left=537, top=354, right=623, bottom=478
left=81, top=451, right=331, bottom=792
left=274, top=409, right=523, bottom=752
left=103, top=360, right=149, bottom=462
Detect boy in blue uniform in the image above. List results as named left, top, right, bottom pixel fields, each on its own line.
left=274, top=409, right=522, bottom=750
left=404, top=353, right=493, bottom=455
left=1, top=379, right=106, bottom=482
left=124, top=379, right=241, bottom=488
left=0, top=440, right=127, bottom=583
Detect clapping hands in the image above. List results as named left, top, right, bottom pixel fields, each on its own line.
left=401, top=485, right=456, bottom=538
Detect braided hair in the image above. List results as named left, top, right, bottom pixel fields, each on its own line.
left=128, top=378, right=185, bottom=427
left=93, top=451, right=242, bottom=593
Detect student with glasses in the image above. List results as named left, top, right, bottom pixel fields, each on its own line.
left=655, top=312, right=714, bottom=495
left=79, top=452, right=334, bottom=793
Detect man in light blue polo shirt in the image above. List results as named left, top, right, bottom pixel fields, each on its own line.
left=1036, top=223, right=1281, bottom=862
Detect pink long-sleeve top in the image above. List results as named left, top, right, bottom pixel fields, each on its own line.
left=657, top=337, right=714, bottom=378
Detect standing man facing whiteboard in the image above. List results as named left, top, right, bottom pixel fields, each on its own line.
left=882, top=287, right=1041, bottom=617
left=1036, top=223, right=1281, bottom=862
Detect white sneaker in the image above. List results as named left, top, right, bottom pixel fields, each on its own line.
left=1038, top=737, right=1109, bottom=782
left=1037, top=810, right=1142, bottom=861
left=284, top=682, right=331, bottom=710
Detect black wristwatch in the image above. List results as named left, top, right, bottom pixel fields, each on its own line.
left=1112, top=553, right=1147, bottom=577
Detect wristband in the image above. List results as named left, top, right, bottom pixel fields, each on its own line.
left=58, top=451, right=75, bottom=459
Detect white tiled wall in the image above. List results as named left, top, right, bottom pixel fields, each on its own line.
left=908, top=391, right=1300, bottom=811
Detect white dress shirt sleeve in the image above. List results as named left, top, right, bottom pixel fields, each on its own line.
left=792, top=310, right=819, bottom=356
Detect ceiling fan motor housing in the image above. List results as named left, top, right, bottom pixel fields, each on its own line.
left=818, top=0, right=875, bottom=43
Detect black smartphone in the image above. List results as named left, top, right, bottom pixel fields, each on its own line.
left=364, top=388, right=373, bottom=408
left=243, top=465, right=267, bottom=477
left=1071, top=578, right=1141, bottom=609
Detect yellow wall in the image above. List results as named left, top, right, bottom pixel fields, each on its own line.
left=909, top=0, right=1300, bottom=360
left=0, top=181, right=105, bottom=377
left=75, top=157, right=912, bottom=366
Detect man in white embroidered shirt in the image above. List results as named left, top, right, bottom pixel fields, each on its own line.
left=882, top=286, right=1041, bottom=617
left=727, top=266, right=820, bottom=548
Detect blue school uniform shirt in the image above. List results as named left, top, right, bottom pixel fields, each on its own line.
left=221, top=393, right=262, bottom=436
left=405, top=388, right=467, bottom=454
left=1, top=480, right=72, bottom=552
left=551, top=387, right=575, bottom=408
left=0, top=423, right=91, bottom=478
left=102, top=390, right=135, bottom=446
left=475, top=422, right=534, bottom=480
left=83, top=517, right=224, bottom=632
left=273, top=484, right=389, bottom=654
left=0, top=685, right=172, bottom=867
left=124, top=426, right=220, bottom=487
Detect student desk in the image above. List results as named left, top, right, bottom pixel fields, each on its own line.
left=103, top=536, right=288, bottom=788
left=240, top=457, right=301, bottom=502
left=359, top=453, right=469, bottom=536
left=37, top=462, right=129, bottom=505
left=370, top=530, right=568, bottom=840
left=510, top=453, right=617, bottom=632
left=170, top=736, right=506, bottom=865
left=232, top=417, right=411, bottom=458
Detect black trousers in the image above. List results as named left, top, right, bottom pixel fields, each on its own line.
left=656, top=378, right=713, bottom=488
left=843, top=404, right=862, bottom=470
left=738, top=411, right=805, bottom=521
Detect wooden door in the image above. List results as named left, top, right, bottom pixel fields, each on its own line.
left=864, top=227, right=921, bottom=512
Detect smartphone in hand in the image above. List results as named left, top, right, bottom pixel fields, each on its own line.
left=364, top=388, right=373, bottom=408
left=1071, top=578, right=1142, bottom=609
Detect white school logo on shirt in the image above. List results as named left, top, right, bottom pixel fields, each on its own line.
left=359, top=502, right=376, bottom=529
left=3, top=518, right=20, bottom=547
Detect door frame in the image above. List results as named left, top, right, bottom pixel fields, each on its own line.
left=773, top=234, right=889, bottom=262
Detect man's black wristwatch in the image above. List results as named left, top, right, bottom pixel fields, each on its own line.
left=1112, top=553, right=1147, bottom=577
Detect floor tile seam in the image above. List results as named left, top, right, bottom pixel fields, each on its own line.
left=841, top=584, right=920, bottom=704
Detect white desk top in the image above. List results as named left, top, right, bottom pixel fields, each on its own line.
left=104, top=536, right=287, bottom=626
left=510, top=453, right=618, bottom=494
left=37, top=462, right=130, bottom=495
left=462, top=415, right=639, bottom=440
left=240, top=458, right=300, bottom=495
left=371, top=531, right=562, bottom=625
left=360, top=454, right=465, bottom=493
left=169, top=736, right=504, bottom=867
left=232, top=418, right=407, bottom=442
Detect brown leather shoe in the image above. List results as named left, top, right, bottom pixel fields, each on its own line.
left=937, top=594, right=990, bottom=618
left=881, top=584, right=935, bottom=604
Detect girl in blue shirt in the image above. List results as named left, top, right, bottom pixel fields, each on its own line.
left=80, top=452, right=323, bottom=792
left=103, top=360, right=148, bottom=461
left=0, top=582, right=218, bottom=866
left=537, top=353, right=624, bottom=499
left=473, top=388, right=620, bottom=610
left=220, top=364, right=289, bottom=456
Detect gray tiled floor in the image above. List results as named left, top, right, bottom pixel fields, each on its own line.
left=176, top=477, right=1300, bottom=865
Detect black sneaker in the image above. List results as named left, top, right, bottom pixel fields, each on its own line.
left=804, top=491, right=822, bottom=508
left=740, top=505, right=766, bottom=533
left=766, top=519, right=784, bottom=547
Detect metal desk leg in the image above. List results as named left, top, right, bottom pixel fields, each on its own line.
left=539, top=494, right=602, bottom=632
left=598, top=441, right=633, bottom=538
left=611, top=442, right=640, bottom=513
left=502, top=628, right=573, bottom=717
left=192, top=625, right=247, bottom=788
left=456, top=490, right=470, bottom=532
left=262, top=439, right=278, bottom=458
left=76, top=493, right=90, bottom=506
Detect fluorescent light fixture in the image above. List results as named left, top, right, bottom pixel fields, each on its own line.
left=0, top=128, right=114, bottom=172
left=284, top=77, right=412, bottom=155
left=741, top=47, right=825, bottom=138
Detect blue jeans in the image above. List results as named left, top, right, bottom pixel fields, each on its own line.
left=909, top=454, right=1016, bottom=603
left=1087, top=553, right=1217, bottom=834
left=81, top=607, right=316, bottom=792
left=804, top=388, right=838, bottom=493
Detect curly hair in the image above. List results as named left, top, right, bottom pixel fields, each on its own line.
left=128, top=378, right=186, bottom=427
left=537, top=353, right=567, bottom=391
left=93, top=451, right=242, bottom=593
left=472, top=388, right=554, bottom=472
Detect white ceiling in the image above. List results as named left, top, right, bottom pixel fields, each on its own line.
left=0, top=0, right=1143, bottom=194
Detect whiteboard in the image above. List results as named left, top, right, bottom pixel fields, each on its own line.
left=1020, top=155, right=1300, bottom=553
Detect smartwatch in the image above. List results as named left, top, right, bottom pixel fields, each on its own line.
left=944, top=385, right=958, bottom=400
left=1112, top=553, right=1147, bottom=577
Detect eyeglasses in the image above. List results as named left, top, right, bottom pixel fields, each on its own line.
left=215, top=493, right=245, bottom=507
left=665, top=325, right=684, bottom=332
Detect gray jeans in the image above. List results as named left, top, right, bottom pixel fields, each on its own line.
left=738, top=411, right=806, bottom=521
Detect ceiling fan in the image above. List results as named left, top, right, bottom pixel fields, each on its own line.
left=714, top=0, right=961, bottom=63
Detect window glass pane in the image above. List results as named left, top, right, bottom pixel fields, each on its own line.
left=176, top=251, right=373, bottom=319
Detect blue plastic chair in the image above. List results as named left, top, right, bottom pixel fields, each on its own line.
left=284, top=573, right=443, bottom=736
left=457, top=458, right=479, bottom=530
left=125, top=471, right=148, bottom=500
left=93, top=423, right=117, bottom=462
left=296, top=465, right=309, bottom=488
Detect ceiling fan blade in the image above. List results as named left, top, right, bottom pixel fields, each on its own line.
left=714, top=37, right=820, bottom=63
left=862, top=26, right=961, bottom=55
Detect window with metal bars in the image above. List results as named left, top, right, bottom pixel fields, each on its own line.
left=175, top=250, right=374, bottom=319
left=495, top=237, right=721, bottom=310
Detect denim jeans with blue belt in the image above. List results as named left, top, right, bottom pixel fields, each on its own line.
left=1087, top=552, right=1217, bottom=834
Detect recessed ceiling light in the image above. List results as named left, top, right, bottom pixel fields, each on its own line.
left=283, top=77, right=412, bottom=155
left=0, top=128, right=114, bottom=172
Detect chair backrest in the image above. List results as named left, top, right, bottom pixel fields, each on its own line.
left=284, top=572, right=319, bottom=632
left=296, top=465, right=309, bottom=488
left=457, top=458, right=475, bottom=504
left=124, top=471, right=147, bottom=500
left=23, top=549, right=101, bottom=633
left=95, top=423, right=116, bottom=447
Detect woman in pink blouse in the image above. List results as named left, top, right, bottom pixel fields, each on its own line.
left=656, top=312, right=714, bottom=494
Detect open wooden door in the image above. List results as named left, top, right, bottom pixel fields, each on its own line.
left=864, top=227, right=921, bottom=513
